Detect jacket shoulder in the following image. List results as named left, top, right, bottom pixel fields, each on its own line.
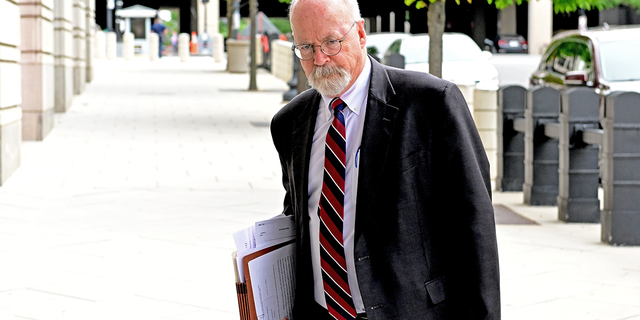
left=384, top=65, right=452, bottom=96
left=272, top=88, right=318, bottom=127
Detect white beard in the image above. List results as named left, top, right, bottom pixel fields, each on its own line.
left=307, top=64, right=352, bottom=97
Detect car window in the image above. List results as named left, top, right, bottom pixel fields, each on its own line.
left=553, top=42, right=577, bottom=74
left=387, top=39, right=402, bottom=55
left=571, top=41, right=594, bottom=83
left=542, top=40, right=581, bottom=76
left=599, top=39, right=640, bottom=82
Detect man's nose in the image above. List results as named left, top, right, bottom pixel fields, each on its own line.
left=312, top=46, right=330, bottom=65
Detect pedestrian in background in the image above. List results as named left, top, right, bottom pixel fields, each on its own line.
left=171, top=31, right=178, bottom=55
left=151, top=18, right=167, bottom=58
left=271, top=0, right=500, bottom=319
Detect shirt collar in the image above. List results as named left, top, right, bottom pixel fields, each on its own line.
left=321, top=58, right=372, bottom=120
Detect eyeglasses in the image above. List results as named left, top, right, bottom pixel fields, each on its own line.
left=292, top=21, right=357, bottom=61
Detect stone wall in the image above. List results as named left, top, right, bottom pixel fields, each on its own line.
left=85, top=0, right=94, bottom=83
left=20, top=0, right=55, bottom=141
left=54, top=0, right=74, bottom=112
left=271, top=40, right=293, bottom=84
left=0, top=0, right=23, bottom=184
left=0, top=0, right=96, bottom=184
left=73, top=0, right=86, bottom=94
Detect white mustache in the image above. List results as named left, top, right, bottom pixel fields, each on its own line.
left=310, top=65, right=345, bottom=79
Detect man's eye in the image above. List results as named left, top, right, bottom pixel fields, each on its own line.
left=299, top=44, right=312, bottom=50
left=325, top=40, right=338, bottom=45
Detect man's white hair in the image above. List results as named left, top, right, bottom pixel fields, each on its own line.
left=288, top=0, right=362, bottom=22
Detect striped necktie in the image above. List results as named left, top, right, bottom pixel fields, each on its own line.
left=319, top=97, right=357, bottom=320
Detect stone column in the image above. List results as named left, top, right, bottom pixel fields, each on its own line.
left=85, top=0, right=95, bottom=82
left=0, top=0, right=23, bottom=184
left=54, top=0, right=74, bottom=113
left=528, top=0, right=552, bottom=55
left=498, top=5, right=517, bottom=35
left=198, top=0, right=219, bottom=36
left=474, top=87, right=499, bottom=190
left=20, top=0, right=55, bottom=141
left=73, top=0, right=86, bottom=94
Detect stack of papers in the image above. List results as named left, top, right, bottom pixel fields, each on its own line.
left=232, top=214, right=296, bottom=320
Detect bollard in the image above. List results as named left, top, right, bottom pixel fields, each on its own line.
left=474, top=85, right=499, bottom=190
left=123, top=32, right=134, bottom=61
left=456, top=82, right=475, bottom=116
left=106, top=32, right=116, bottom=60
left=557, top=88, right=601, bottom=222
left=601, top=92, right=640, bottom=245
left=524, top=86, right=561, bottom=206
left=213, top=33, right=224, bottom=62
left=95, top=31, right=106, bottom=59
left=498, top=85, right=527, bottom=191
left=149, top=33, right=159, bottom=61
left=178, top=33, right=190, bottom=62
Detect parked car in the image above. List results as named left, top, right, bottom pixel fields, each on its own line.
left=383, top=33, right=499, bottom=88
left=484, top=34, right=528, bottom=53
left=366, top=32, right=412, bottom=62
left=530, top=25, right=640, bottom=94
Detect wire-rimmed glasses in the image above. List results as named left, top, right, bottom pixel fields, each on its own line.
left=292, top=21, right=357, bottom=61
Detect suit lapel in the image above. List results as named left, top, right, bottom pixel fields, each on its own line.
left=355, top=58, right=399, bottom=240
left=289, top=91, right=321, bottom=308
left=290, top=91, right=321, bottom=218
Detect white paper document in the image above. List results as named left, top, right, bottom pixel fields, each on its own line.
left=234, top=214, right=296, bottom=283
left=248, top=243, right=296, bottom=320
left=255, top=215, right=295, bottom=247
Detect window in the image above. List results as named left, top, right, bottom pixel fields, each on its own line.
left=130, top=18, right=146, bottom=39
left=571, top=41, right=594, bottom=83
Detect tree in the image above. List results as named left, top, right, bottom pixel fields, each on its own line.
left=406, top=0, right=640, bottom=78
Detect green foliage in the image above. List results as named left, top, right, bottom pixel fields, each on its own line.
left=271, top=17, right=293, bottom=35
left=405, top=0, right=640, bottom=14
left=161, top=10, right=180, bottom=46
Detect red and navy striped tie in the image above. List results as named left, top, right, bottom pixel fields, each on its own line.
left=319, top=98, right=357, bottom=320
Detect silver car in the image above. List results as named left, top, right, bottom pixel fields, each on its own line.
left=530, top=25, right=640, bottom=95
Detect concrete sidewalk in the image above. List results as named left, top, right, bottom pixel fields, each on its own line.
left=1, top=56, right=639, bottom=320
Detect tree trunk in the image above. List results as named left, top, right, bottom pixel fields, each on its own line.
left=226, top=0, right=233, bottom=38
left=428, top=0, right=445, bottom=79
left=249, top=0, right=258, bottom=90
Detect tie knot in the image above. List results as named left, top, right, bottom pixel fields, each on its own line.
left=331, top=98, right=346, bottom=113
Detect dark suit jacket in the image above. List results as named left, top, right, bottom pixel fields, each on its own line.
left=270, top=57, right=500, bottom=320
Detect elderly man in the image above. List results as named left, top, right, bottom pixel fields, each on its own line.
left=271, top=0, right=501, bottom=319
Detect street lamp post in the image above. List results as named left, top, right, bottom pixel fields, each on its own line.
left=107, top=0, right=114, bottom=31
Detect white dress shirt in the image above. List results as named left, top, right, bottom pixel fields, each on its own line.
left=307, top=58, right=371, bottom=313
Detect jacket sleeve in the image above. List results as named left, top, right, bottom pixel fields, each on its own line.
left=437, top=82, right=501, bottom=319
left=270, top=112, right=295, bottom=217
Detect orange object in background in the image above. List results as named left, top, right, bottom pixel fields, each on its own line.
left=190, top=31, right=199, bottom=54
